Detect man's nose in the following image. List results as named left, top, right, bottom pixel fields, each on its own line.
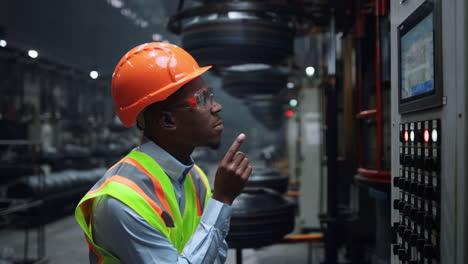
left=211, top=100, right=222, bottom=113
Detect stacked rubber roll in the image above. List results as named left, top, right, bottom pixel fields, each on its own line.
left=7, top=168, right=105, bottom=214
left=227, top=188, right=295, bottom=248
left=181, top=19, right=294, bottom=69
left=246, top=168, right=289, bottom=194
left=222, top=69, right=287, bottom=99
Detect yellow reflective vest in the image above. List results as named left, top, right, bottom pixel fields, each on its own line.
left=75, top=149, right=211, bottom=264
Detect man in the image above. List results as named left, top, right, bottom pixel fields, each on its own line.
left=75, top=42, right=252, bottom=263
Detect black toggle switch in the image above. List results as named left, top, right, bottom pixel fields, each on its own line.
left=424, top=214, right=435, bottom=229
left=410, top=181, right=418, bottom=193
left=417, top=238, right=426, bottom=250
left=424, top=186, right=437, bottom=201
left=404, top=155, right=414, bottom=167
left=416, top=211, right=425, bottom=225
left=415, top=155, right=424, bottom=168
left=393, top=199, right=400, bottom=210
left=392, top=223, right=400, bottom=243
left=403, top=179, right=411, bottom=191
left=423, top=244, right=434, bottom=258
left=410, top=208, right=418, bottom=221
left=417, top=183, right=425, bottom=196
left=403, top=204, right=412, bottom=216
left=398, top=201, right=405, bottom=212
left=410, top=233, right=419, bottom=246
left=424, top=157, right=435, bottom=171
left=393, top=244, right=400, bottom=255
left=403, top=229, right=412, bottom=240
left=398, top=225, right=406, bottom=237
left=393, top=177, right=401, bottom=187
left=398, top=249, right=408, bottom=260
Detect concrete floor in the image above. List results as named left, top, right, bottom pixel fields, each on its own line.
left=0, top=214, right=323, bottom=264
left=0, top=161, right=324, bottom=263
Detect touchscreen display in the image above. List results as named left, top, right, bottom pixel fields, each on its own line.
left=400, top=13, right=434, bottom=100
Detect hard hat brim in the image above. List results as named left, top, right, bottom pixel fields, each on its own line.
left=117, top=65, right=212, bottom=128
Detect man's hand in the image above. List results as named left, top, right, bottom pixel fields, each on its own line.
left=212, top=133, right=252, bottom=205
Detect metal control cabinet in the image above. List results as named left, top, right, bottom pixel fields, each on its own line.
left=393, top=119, right=441, bottom=262
left=390, top=0, right=468, bottom=263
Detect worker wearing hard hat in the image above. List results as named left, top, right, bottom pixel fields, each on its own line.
left=75, top=42, right=252, bottom=263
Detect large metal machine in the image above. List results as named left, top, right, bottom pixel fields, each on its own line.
left=390, top=0, right=468, bottom=263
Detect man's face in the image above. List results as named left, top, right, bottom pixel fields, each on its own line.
left=164, top=76, right=224, bottom=149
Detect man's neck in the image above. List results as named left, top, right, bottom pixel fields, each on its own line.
left=143, top=135, right=194, bottom=165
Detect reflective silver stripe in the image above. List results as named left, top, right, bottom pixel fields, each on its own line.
left=190, top=167, right=208, bottom=213
left=88, top=159, right=175, bottom=227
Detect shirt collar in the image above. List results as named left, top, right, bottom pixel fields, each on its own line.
left=137, top=140, right=194, bottom=183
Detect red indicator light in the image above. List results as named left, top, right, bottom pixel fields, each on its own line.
left=423, top=129, right=430, bottom=143
left=285, top=110, right=294, bottom=117
left=404, top=131, right=409, bottom=142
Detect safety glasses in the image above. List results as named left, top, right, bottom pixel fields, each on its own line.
left=164, top=86, right=214, bottom=111
left=186, top=87, right=214, bottom=109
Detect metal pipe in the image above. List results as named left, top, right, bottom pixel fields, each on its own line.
left=324, top=9, right=338, bottom=264
left=355, top=0, right=365, bottom=167
left=374, top=0, right=383, bottom=171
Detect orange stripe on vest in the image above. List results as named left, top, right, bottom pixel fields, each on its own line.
left=86, top=175, right=166, bottom=223
left=123, top=157, right=174, bottom=219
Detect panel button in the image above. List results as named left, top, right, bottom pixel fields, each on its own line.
left=398, top=248, right=408, bottom=260
left=423, top=244, right=434, bottom=258
left=424, top=214, right=435, bottom=229
left=393, top=244, right=400, bottom=255
left=393, top=177, right=401, bottom=187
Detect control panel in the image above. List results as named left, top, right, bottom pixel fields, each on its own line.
left=392, top=119, right=440, bottom=263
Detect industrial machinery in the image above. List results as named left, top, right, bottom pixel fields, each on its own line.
left=390, top=0, right=468, bottom=263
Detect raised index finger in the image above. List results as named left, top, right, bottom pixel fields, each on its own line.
left=223, top=133, right=246, bottom=162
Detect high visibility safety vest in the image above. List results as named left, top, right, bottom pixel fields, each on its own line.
left=75, top=149, right=211, bottom=264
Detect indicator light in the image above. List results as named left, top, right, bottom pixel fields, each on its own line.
left=404, top=131, right=409, bottom=142
left=410, top=131, right=415, bottom=142
left=285, top=110, right=294, bottom=117
left=431, top=129, right=438, bottom=142
left=424, top=129, right=430, bottom=143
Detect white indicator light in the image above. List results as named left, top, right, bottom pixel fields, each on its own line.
left=289, top=99, right=298, bottom=107
left=410, top=131, right=415, bottom=142
left=432, top=129, right=438, bottom=142
left=0, top=40, right=6, bottom=47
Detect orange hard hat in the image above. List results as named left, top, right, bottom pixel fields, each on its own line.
left=111, top=42, right=212, bottom=127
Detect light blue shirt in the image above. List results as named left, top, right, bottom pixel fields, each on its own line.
left=92, top=141, right=231, bottom=264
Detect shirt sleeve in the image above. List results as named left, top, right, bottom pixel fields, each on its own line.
left=92, top=196, right=232, bottom=264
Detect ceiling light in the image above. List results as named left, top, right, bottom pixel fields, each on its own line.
left=90, top=71, right=99, bottom=79
left=108, top=0, right=124, bottom=8
left=28, top=50, right=38, bottom=58
left=305, top=66, right=315, bottom=77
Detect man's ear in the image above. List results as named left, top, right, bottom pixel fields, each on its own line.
left=159, top=111, right=177, bottom=130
